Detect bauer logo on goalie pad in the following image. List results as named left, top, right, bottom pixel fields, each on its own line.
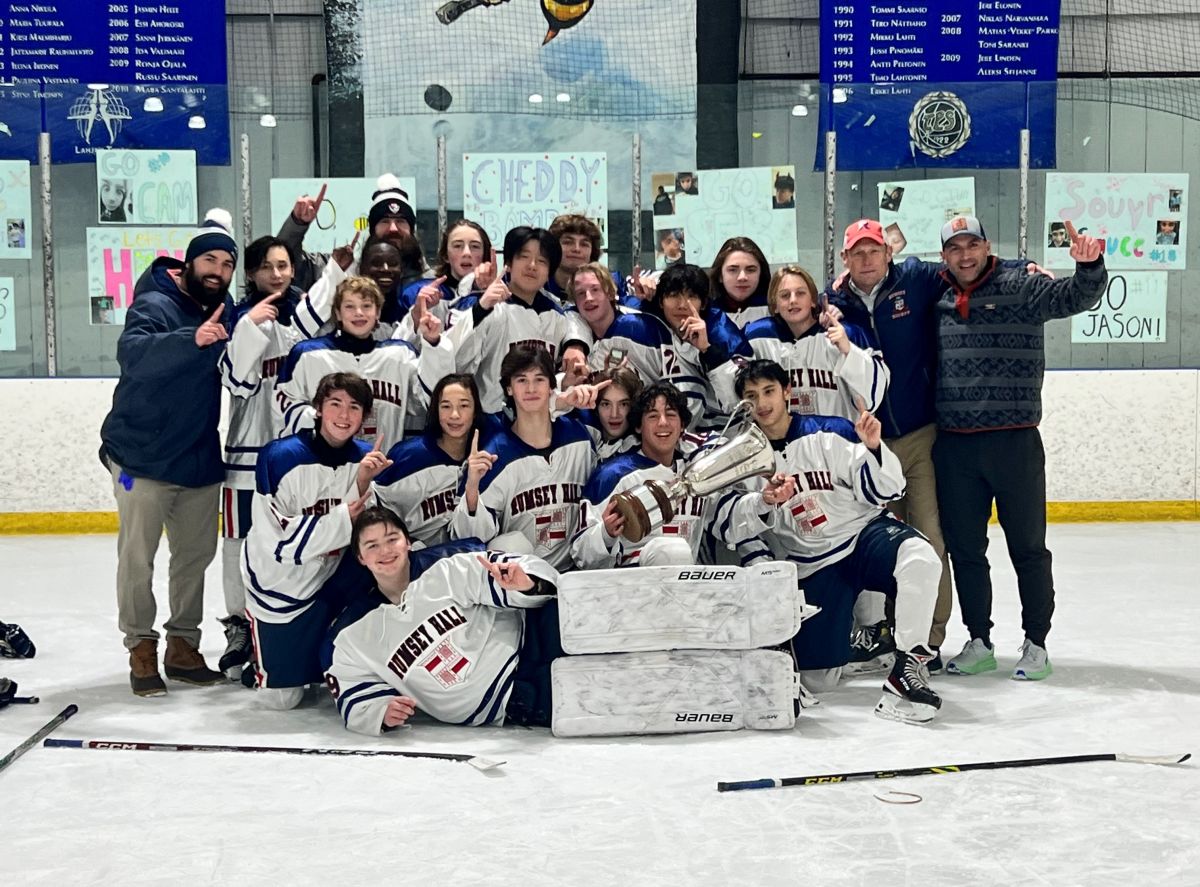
left=675, top=712, right=735, bottom=724
left=676, top=570, right=737, bottom=581
left=421, top=640, right=471, bottom=688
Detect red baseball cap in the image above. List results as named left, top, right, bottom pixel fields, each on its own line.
left=843, top=219, right=885, bottom=250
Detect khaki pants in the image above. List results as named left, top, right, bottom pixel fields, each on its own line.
left=884, top=423, right=953, bottom=649
left=111, top=462, right=220, bottom=651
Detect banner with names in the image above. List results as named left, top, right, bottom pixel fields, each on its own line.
left=463, top=153, right=607, bottom=251
left=1044, top=173, right=1188, bottom=271
left=0, top=161, right=33, bottom=260
left=96, top=149, right=197, bottom=225
left=1071, top=272, right=1167, bottom=344
left=86, top=226, right=192, bottom=326
left=877, top=176, right=976, bottom=257
left=269, top=177, right=417, bottom=256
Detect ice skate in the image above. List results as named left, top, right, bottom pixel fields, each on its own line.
left=1012, top=639, right=1053, bottom=681
left=946, top=637, right=997, bottom=675
left=843, top=620, right=895, bottom=676
left=875, top=645, right=941, bottom=725
left=218, top=614, right=252, bottom=679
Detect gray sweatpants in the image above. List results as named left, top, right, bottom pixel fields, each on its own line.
left=111, top=462, right=220, bottom=651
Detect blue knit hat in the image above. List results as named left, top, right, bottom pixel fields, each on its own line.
left=186, top=208, right=238, bottom=263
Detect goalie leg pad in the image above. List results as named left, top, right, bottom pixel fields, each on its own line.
left=557, top=561, right=817, bottom=653
left=550, top=649, right=798, bottom=737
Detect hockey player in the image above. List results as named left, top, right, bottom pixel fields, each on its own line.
left=325, top=506, right=562, bottom=735
left=242, top=372, right=392, bottom=710
left=450, top=346, right=601, bottom=570
left=395, top=220, right=493, bottom=337
left=274, top=276, right=454, bottom=445
left=571, top=366, right=642, bottom=460
left=444, top=226, right=578, bottom=413
left=711, top=359, right=943, bottom=724
left=374, top=373, right=490, bottom=549
left=572, top=383, right=709, bottom=569
left=216, top=235, right=349, bottom=678
left=745, top=264, right=888, bottom=421
left=709, top=236, right=772, bottom=328
left=637, top=263, right=752, bottom=431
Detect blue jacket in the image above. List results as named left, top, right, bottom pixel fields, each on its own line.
left=826, top=257, right=944, bottom=438
left=101, top=257, right=234, bottom=487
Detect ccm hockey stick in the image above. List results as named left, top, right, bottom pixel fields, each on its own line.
left=0, top=704, right=78, bottom=774
left=717, top=751, right=1192, bottom=792
left=44, top=738, right=504, bottom=771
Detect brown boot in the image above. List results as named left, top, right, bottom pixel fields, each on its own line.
left=164, top=636, right=225, bottom=686
left=129, top=639, right=167, bottom=697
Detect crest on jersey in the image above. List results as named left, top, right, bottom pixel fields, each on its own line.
left=908, top=91, right=971, bottom=159
left=534, top=509, right=568, bottom=546
left=790, top=496, right=829, bottom=535
left=792, top=388, right=817, bottom=415
left=422, top=639, right=470, bottom=688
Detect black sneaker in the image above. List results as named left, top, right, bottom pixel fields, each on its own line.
left=844, top=621, right=896, bottom=675
left=0, top=622, right=36, bottom=659
left=875, top=645, right=942, bottom=725
left=218, top=615, right=252, bottom=676
left=928, top=648, right=944, bottom=674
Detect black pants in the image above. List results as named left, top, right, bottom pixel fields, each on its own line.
left=933, top=428, right=1054, bottom=647
left=505, top=601, right=564, bottom=728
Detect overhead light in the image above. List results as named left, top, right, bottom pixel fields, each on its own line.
left=791, top=104, right=808, bottom=117
left=555, top=92, right=570, bottom=103
left=832, top=88, right=849, bottom=104
left=187, top=115, right=206, bottom=129
left=143, top=97, right=164, bottom=112
left=259, top=113, right=277, bottom=128
left=528, top=93, right=544, bottom=104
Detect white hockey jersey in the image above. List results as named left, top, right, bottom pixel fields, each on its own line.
left=450, top=417, right=596, bottom=570
left=446, top=286, right=581, bottom=413
left=719, top=294, right=772, bottom=330
left=219, top=269, right=343, bottom=489
left=325, top=550, right=559, bottom=735
left=711, top=414, right=906, bottom=578
left=744, top=316, right=890, bottom=421
left=241, top=430, right=372, bottom=624
left=273, top=330, right=454, bottom=446
left=571, top=449, right=712, bottom=569
left=373, top=434, right=465, bottom=548
left=572, top=408, right=639, bottom=462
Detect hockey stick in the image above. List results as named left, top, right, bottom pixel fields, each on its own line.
left=44, top=738, right=504, bottom=772
left=716, top=751, right=1192, bottom=792
left=10, top=696, right=40, bottom=704
left=0, top=704, right=78, bottom=774
left=436, top=0, right=487, bottom=26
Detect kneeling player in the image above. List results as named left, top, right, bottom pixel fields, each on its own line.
left=325, top=506, right=563, bottom=736
left=712, top=359, right=943, bottom=724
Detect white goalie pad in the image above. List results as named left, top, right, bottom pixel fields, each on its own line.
left=557, top=561, right=817, bottom=654
left=551, top=649, right=799, bottom=737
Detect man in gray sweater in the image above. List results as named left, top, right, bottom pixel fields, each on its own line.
left=933, top=216, right=1105, bottom=682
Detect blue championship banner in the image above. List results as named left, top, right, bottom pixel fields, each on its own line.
left=0, top=0, right=229, bottom=165
left=817, top=0, right=1060, bottom=170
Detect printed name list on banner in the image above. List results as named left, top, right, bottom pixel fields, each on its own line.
left=1044, top=173, right=1188, bottom=271
left=0, top=161, right=33, bottom=260
left=96, top=149, right=197, bottom=225
left=269, top=178, right=418, bottom=256
left=878, top=176, right=976, bottom=256
left=86, top=226, right=192, bottom=326
left=654, top=166, right=799, bottom=268
left=463, top=153, right=607, bottom=250
left=1071, top=272, right=1167, bottom=344
left=0, top=0, right=229, bottom=165
left=817, top=0, right=1061, bottom=170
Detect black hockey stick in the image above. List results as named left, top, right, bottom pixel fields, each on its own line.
left=0, top=704, right=78, bottom=774
left=44, top=738, right=504, bottom=771
left=11, top=696, right=40, bottom=704
left=436, top=0, right=487, bottom=26
left=717, top=751, right=1192, bottom=792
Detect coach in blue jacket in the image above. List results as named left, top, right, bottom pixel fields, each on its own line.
left=101, top=209, right=238, bottom=697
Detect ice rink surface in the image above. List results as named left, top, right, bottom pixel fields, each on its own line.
left=3, top=523, right=1199, bottom=887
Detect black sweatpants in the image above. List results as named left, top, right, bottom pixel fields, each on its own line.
left=933, top=427, right=1054, bottom=647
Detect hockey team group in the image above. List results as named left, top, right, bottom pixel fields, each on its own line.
left=88, top=174, right=1109, bottom=739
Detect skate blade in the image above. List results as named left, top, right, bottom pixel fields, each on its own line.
left=873, top=695, right=937, bottom=725
left=467, top=756, right=506, bottom=772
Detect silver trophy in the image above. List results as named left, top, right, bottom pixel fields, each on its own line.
left=612, top=402, right=777, bottom=543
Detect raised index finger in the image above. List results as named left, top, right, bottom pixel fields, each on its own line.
left=373, top=433, right=385, bottom=452
left=593, top=379, right=612, bottom=393
left=314, top=183, right=328, bottom=208
left=471, top=429, right=480, bottom=455
left=853, top=395, right=867, bottom=414
left=1064, top=220, right=1079, bottom=242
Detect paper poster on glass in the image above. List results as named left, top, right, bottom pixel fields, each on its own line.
left=657, top=166, right=798, bottom=268
left=462, top=153, right=607, bottom=250
left=877, top=177, right=976, bottom=258
left=0, top=161, right=34, bottom=260
left=86, top=227, right=193, bottom=325
left=0, top=277, right=15, bottom=351
left=1044, top=173, right=1187, bottom=271
left=1070, top=272, right=1168, bottom=344
left=95, top=149, right=197, bottom=226
left=269, top=177, right=417, bottom=256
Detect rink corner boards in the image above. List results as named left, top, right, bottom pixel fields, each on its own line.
left=0, top=502, right=1198, bottom=535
